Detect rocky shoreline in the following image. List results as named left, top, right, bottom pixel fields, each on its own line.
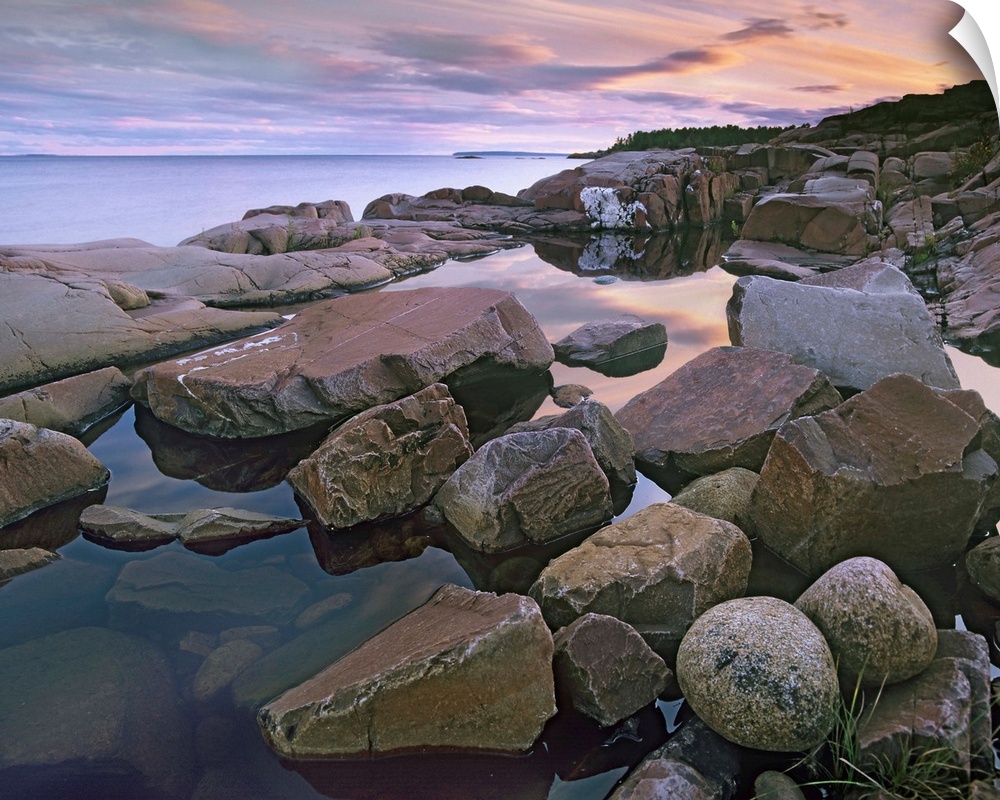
left=1, top=80, right=999, bottom=798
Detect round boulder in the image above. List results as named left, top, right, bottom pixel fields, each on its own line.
left=795, top=557, right=937, bottom=688
left=965, top=537, right=1000, bottom=602
left=676, top=596, right=838, bottom=752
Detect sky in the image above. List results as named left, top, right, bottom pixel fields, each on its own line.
left=0, top=0, right=987, bottom=156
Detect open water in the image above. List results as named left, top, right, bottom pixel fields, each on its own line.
left=1, top=155, right=998, bottom=799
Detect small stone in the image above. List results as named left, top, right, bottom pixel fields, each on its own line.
left=553, top=613, right=671, bottom=727
left=295, top=593, right=353, bottom=630
left=193, top=640, right=265, bottom=702
left=0, top=548, right=60, bottom=582
left=550, top=383, right=592, bottom=408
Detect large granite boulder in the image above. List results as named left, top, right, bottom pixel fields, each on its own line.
left=257, top=584, right=556, bottom=758
left=670, top=467, right=759, bottom=532
left=506, top=399, right=636, bottom=514
left=965, top=537, right=1000, bottom=601
left=287, top=384, right=472, bottom=529
left=0, top=420, right=110, bottom=530
left=750, top=374, right=997, bottom=575
left=552, top=613, right=671, bottom=727
left=132, top=287, right=554, bottom=438
left=529, top=502, right=752, bottom=663
left=676, top=596, right=839, bottom=752
left=552, top=314, right=667, bottom=373
left=0, top=367, right=132, bottom=437
left=795, top=557, right=938, bottom=688
left=727, top=261, right=961, bottom=393
left=740, top=176, right=879, bottom=255
left=0, top=627, right=194, bottom=799
left=433, top=428, right=613, bottom=553
left=615, top=346, right=842, bottom=492
left=0, top=270, right=284, bottom=394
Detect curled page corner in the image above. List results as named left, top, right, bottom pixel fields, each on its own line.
left=949, top=1, right=999, bottom=121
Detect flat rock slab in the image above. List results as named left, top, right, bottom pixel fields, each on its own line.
left=0, top=420, right=110, bottom=530
left=751, top=373, right=997, bottom=575
left=257, top=584, right=556, bottom=758
left=615, top=346, right=842, bottom=492
left=727, top=261, right=961, bottom=392
left=0, top=627, right=194, bottom=799
left=0, top=547, right=60, bottom=583
left=0, top=366, right=132, bottom=437
left=0, top=271, right=284, bottom=395
left=288, top=383, right=472, bottom=530
left=132, top=287, right=554, bottom=438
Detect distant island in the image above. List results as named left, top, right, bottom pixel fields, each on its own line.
left=453, top=151, right=569, bottom=158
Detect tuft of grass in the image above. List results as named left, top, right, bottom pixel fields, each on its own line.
left=784, top=668, right=975, bottom=800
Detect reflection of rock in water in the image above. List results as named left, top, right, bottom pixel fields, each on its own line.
left=443, top=366, right=551, bottom=448
left=306, top=513, right=435, bottom=576
left=527, top=227, right=733, bottom=280
left=0, top=488, right=105, bottom=551
left=134, top=405, right=332, bottom=493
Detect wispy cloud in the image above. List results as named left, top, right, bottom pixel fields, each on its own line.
left=721, top=18, right=795, bottom=42
left=792, top=83, right=852, bottom=93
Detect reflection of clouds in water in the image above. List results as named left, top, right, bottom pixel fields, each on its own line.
left=947, top=347, right=1000, bottom=415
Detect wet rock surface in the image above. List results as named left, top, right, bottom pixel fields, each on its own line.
left=615, top=346, right=842, bottom=491
left=287, top=383, right=472, bottom=530
left=750, top=373, right=996, bottom=575
left=676, top=596, right=839, bottom=752
left=552, top=314, right=667, bottom=371
left=257, top=584, right=556, bottom=758
left=132, top=287, right=554, bottom=438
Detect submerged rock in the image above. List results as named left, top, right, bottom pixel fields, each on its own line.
left=676, top=596, right=839, bottom=752
left=795, top=557, right=938, bottom=688
left=287, top=383, right=472, bottom=530
left=530, top=502, right=752, bottom=663
left=257, top=584, right=556, bottom=758
left=750, top=374, right=996, bottom=575
left=0, top=547, right=60, bottom=583
left=0, top=627, right=194, bottom=799
left=433, top=428, right=613, bottom=553
left=132, top=287, right=554, bottom=439
left=615, top=346, right=841, bottom=492
left=0, top=419, right=110, bottom=530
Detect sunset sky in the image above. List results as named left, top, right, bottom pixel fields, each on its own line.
left=0, top=0, right=987, bottom=156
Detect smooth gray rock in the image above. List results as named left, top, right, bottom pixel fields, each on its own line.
left=287, top=383, right=472, bottom=530
left=192, top=639, right=265, bottom=702
left=552, top=314, right=667, bottom=370
left=676, top=596, right=839, bottom=752
left=0, top=420, right=110, bottom=530
left=434, top=428, right=613, bottom=553
left=78, top=505, right=181, bottom=548
left=257, top=584, right=556, bottom=758
left=670, top=467, right=759, bottom=532
left=174, top=507, right=305, bottom=546
left=727, top=262, right=961, bottom=392
left=132, top=287, right=554, bottom=438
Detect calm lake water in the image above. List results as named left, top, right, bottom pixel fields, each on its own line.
left=1, top=155, right=998, bottom=799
